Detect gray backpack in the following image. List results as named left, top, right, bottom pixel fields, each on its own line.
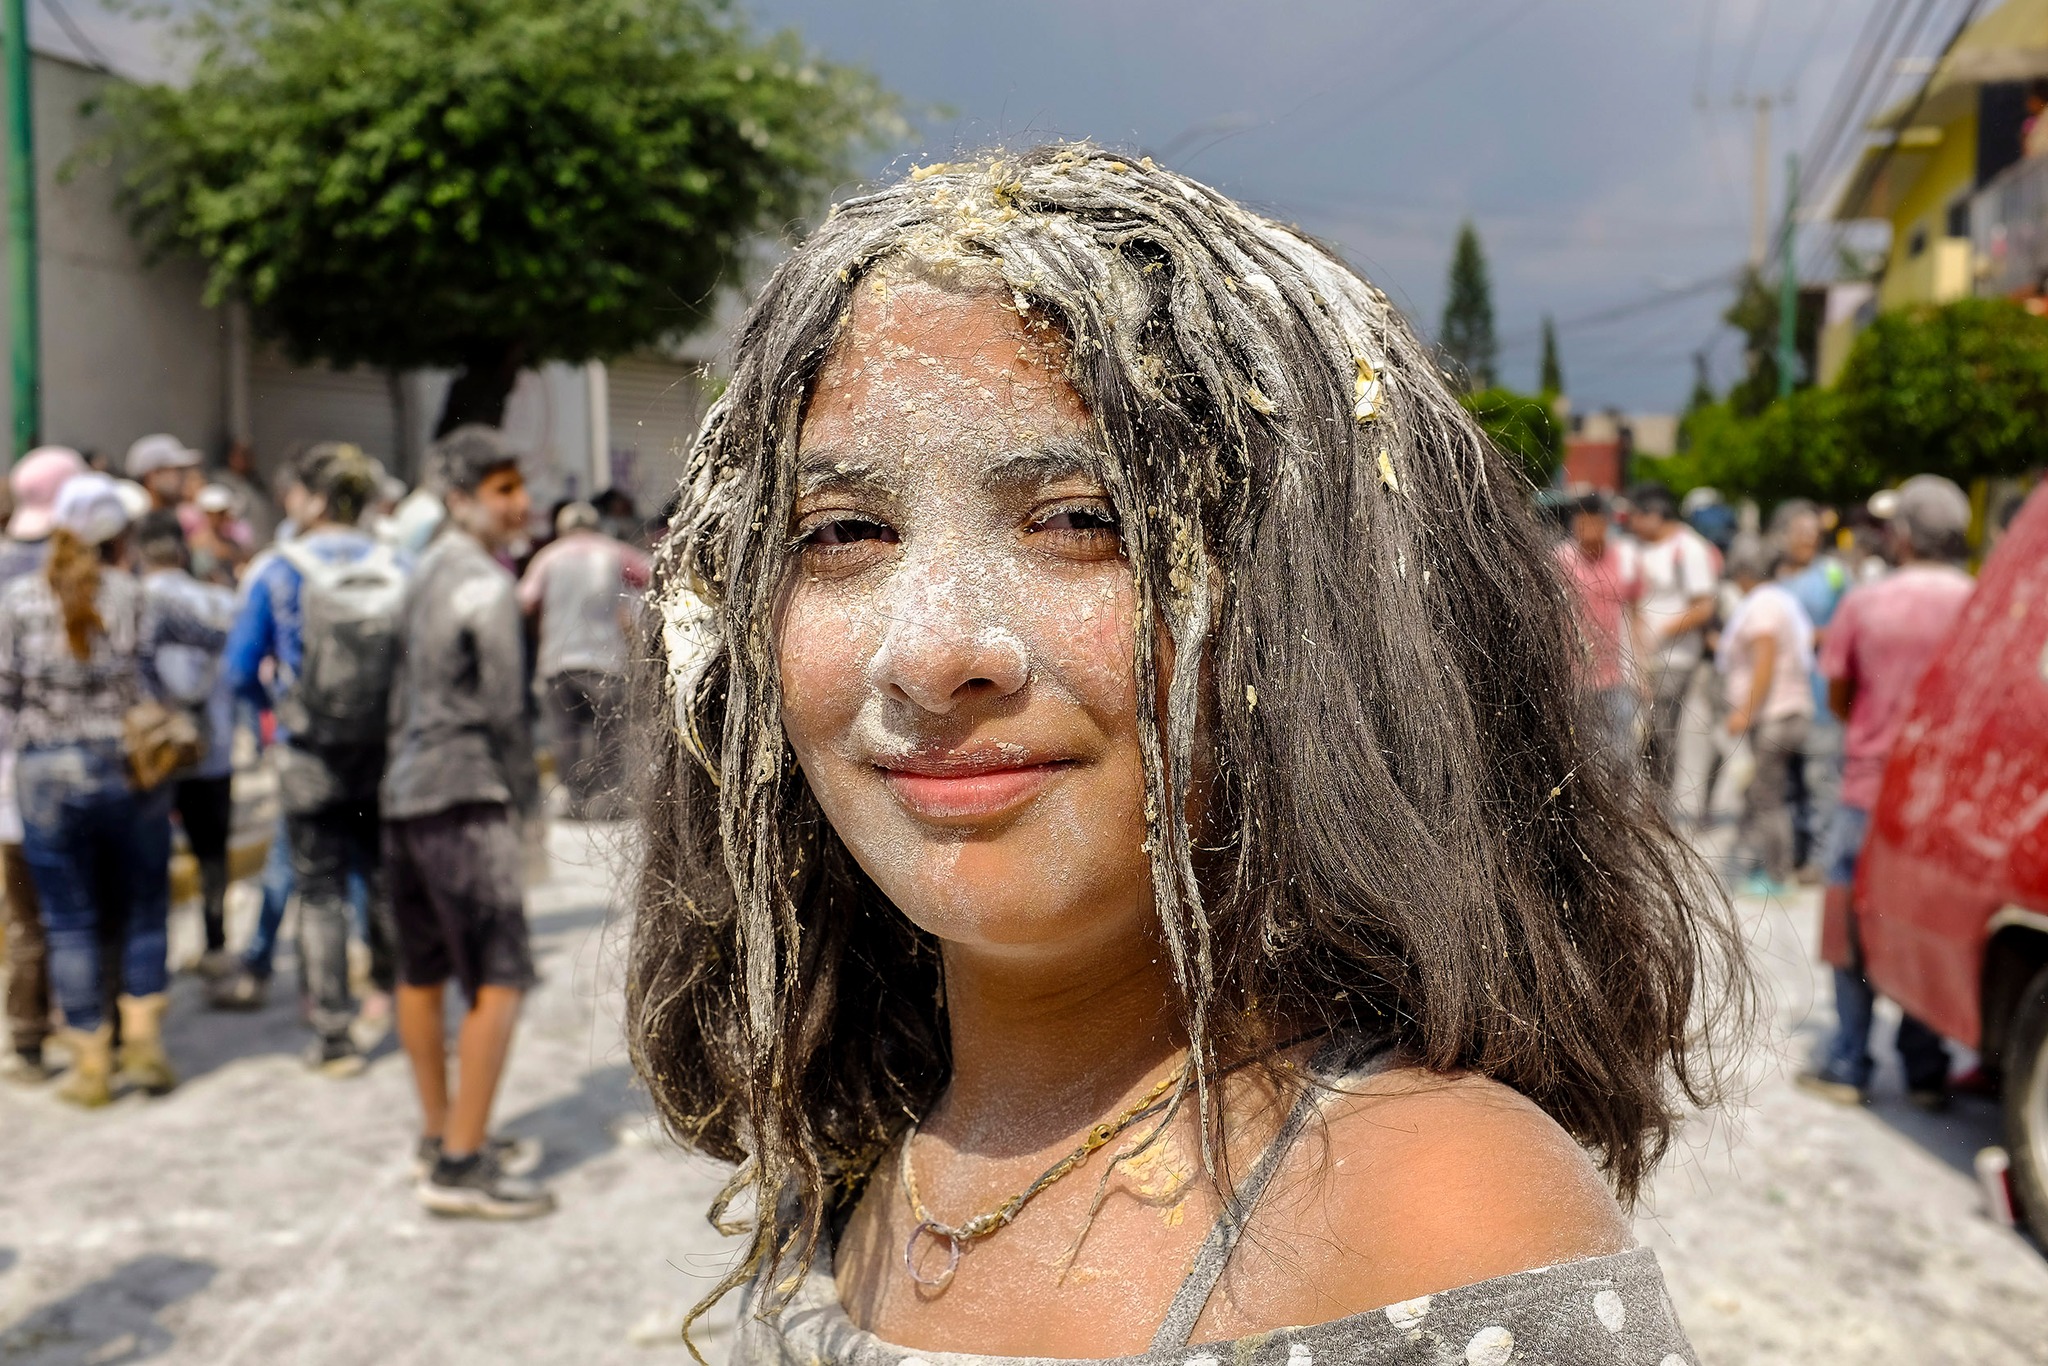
left=275, top=542, right=407, bottom=747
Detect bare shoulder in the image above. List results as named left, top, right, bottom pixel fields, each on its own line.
left=1202, top=1066, right=1632, bottom=1337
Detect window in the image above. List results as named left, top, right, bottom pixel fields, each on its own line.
left=1947, top=197, right=1971, bottom=239
left=1908, top=225, right=1929, bottom=257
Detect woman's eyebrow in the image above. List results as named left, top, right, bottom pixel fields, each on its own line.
left=792, top=447, right=892, bottom=500
left=979, top=438, right=1107, bottom=495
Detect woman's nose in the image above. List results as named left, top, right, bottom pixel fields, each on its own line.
left=868, top=610, right=1030, bottom=715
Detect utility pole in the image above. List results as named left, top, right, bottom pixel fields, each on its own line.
left=1743, top=93, right=1774, bottom=269
left=2, top=0, right=35, bottom=458
left=1778, top=152, right=1799, bottom=399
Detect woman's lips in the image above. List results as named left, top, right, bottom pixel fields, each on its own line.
left=877, top=757, right=1072, bottom=820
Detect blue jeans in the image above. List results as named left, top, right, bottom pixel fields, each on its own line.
left=242, top=813, right=370, bottom=981
left=1819, top=804, right=1950, bottom=1091
left=17, top=742, right=175, bottom=1030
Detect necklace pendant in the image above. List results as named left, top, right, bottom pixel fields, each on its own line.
left=903, top=1220, right=963, bottom=1290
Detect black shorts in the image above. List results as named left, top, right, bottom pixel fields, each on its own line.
left=383, top=803, right=537, bottom=1000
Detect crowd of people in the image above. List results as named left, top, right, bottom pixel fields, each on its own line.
left=1553, top=471, right=1982, bottom=1109
left=0, top=427, right=655, bottom=1221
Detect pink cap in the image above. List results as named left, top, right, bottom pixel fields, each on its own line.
left=9, top=446, right=87, bottom=540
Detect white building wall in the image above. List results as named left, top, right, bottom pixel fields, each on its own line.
left=3, top=54, right=228, bottom=463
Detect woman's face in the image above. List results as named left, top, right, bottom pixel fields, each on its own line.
left=776, top=276, right=1156, bottom=965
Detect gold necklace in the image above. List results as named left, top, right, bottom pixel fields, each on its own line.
left=898, top=1063, right=1186, bottom=1289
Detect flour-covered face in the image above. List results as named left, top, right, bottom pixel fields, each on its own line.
left=776, top=276, right=1155, bottom=960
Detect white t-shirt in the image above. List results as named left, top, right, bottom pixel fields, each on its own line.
left=1719, top=585, right=1816, bottom=723
left=1637, top=526, right=1719, bottom=671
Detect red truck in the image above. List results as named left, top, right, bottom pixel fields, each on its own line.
left=1858, top=484, right=2048, bottom=1224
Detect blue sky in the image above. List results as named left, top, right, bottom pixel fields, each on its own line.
left=38, top=0, right=1933, bottom=412
left=742, top=0, right=1914, bottom=413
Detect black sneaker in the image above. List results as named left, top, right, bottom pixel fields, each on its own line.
left=411, top=1133, right=544, bottom=1181
left=416, top=1150, right=555, bottom=1220
left=302, top=1034, right=366, bottom=1079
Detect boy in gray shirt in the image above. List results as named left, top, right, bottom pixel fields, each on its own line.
left=385, top=425, right=550, bottom=1218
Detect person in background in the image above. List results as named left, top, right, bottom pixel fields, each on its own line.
left=134, top=511, right=240, bottom=980
left=517, top=500, right=650, bottom=819
left=1627, top=483, right=1719, bottom=818
left=126, top=433, right=203, bottom=516
left=386, top=425, right=550, bottom=1218
left=0, top=474, right=224, bottom=1106
left=1772, top=500, right=1851, bottom=878
left=224, top=443, right=403, bottom=1076
left=1715, top=534, right=1815, bottom=895
left=212, top=440, right=281, bottom=547
left=593, top=486, right=640, bottom=547
left=0, top=447, right=85, bottom=1084
left=1551, top=491, right=1642, bottom=768
left=1800, top=475, right=1977, bottom=1111
left=188, top=485, right=251, bottom=584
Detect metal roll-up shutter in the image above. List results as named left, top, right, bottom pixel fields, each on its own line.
left=605, top=357, right=708, bottom=509
left=249, top=350, right=401, bottom=478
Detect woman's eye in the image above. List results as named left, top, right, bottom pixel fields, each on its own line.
left=1035, top=507, right=1120, bottom=534
left=804, top=517, right=898, bottom=547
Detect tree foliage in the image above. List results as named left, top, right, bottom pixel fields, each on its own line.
left=104, top=0, right=900, bottom=431
left=1836, top=298, right=2048, bottom=484
left=1538, top=313, right=1563, bottom=395
left=1643, top=298, right=2048, bottom=504
left=1461, top=387, right=1562, bottom=486
left=1440, top=220, right=1496, bottom=393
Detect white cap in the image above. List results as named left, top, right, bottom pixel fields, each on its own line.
left=125, top=433, right=202, bottom=480
left=196, top=483, right=237, bottom=514
left=113, top=480, right=152, bottom=524
left=53, top=472, right=134, bottom=546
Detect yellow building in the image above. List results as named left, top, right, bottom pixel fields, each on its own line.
left=1820, top=0, right=2048, bottom=381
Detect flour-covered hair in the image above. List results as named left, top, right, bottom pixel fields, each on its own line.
left=627, top=144, right=1745, bottom=1342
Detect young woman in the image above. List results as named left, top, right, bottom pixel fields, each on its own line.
left=0, top=473, right=223, bottom=1106
left=630, top=147, right=1743, bottom=1364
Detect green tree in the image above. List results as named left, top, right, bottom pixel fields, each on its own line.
left=1835, top=298, right=2048, bottom=485
left=1537, top=313, right=1563, bottom=395
left=105, top=0, right=900, bottom=434
left=1461, top=387, right=1562, bottom=486
left=1440, top=220, right=1497, bottom=393
left=1722, top=267, right=1780, bottom=419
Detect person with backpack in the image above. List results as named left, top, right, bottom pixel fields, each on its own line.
left=134, top=512, right=240, bottom=977
left=385, top=426, right=550, bottom=1218
left=224, top=443, right=405, bottom=1077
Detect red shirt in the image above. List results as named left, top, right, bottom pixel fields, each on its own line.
left=1555, top=537, right=1642, bottom=692
left=1819, top=563, right=1975, bottom=810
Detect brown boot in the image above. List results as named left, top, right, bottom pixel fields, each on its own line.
left=55, top=1023, right=114, bottom=1108
left=117, top=993, right=178, bottom=1095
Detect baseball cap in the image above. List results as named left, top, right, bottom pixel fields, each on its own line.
left=1894, top=474, right=1971, bottom=542
left=196, top=483, right=238, bottom=514
left=8, top=446, right=86, bottom=539
left=126, top=433, right=202, bottom=480
left=53, top=472, right=134, bottom=546
left=113, top=480, right=152, bottom=525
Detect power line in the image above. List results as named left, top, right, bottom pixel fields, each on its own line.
left=1497, top=270, right=1741, bottom=349
left=1349, top=0, right=1557, bottom=118
left=1732, top=0, right=1776, bottom=96
left=39, top=0, right=111, bottom=72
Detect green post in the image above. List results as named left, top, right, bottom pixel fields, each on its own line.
left=3, top=0, right=35, bottom=457
left=1778, top=152, right=1798, bottom=400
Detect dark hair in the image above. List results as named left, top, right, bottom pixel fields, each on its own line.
left=429, top=425, right=521, bottom=495
left=297, top=441, right=381, bottom=524
left=1627, top=482, right=1676, bottom=520
left=629, top=146, right=1746, bottom=1336
left=133, top=509, right=188, bottom=568
left=1575, top=490, right=1611, bottom=518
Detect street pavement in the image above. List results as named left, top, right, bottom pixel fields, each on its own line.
left=4, top=820, right=2048, bottom=1364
